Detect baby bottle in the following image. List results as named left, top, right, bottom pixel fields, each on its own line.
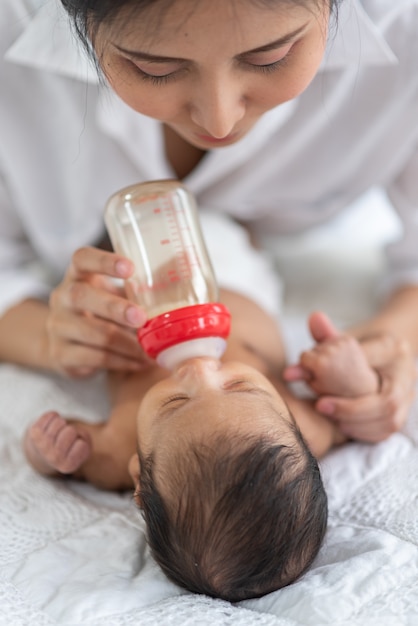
left=104, top=180, right=231, bottom=370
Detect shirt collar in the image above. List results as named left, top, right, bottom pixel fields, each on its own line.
left=4, top=0, right=99, bottom=83
left=5, top=0, right=398, bottom=80
left=320, top=0, right=398, bottom=70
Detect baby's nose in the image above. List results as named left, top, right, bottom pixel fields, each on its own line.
left=175, top=357, right=221, bottom=381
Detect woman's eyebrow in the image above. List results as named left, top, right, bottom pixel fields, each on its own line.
left=113, top=22, right=308, bottom=64
left=238, top=22, right=309, bottom=56
left=113, top=44, right=186, bottom=63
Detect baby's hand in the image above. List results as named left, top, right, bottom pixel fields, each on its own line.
left=284, top=311, right=379, bottom=397
left=298, top=334, right=379, bottom=396
left=24, top=411, right=91, bottom=475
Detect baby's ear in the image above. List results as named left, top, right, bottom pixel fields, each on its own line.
left=128, top=453, right=142, bottom=506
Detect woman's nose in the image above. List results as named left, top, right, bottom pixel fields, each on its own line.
left=190, top=74, right=246, bottom=138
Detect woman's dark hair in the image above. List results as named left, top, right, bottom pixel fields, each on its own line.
left=60, top=0, right=340, bottom=58
left=137, top=426, right=328, bottom=602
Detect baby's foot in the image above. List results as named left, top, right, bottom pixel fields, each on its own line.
left=24, top=411, right=92, bottom=476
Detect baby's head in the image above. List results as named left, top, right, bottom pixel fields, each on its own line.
left=129, top=358, right=327, bottom=601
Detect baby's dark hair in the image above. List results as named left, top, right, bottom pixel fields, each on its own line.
left=138, top=423, right=327, bottom=602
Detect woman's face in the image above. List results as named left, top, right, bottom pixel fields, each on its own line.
left=94, top=0, right=330, bottom=149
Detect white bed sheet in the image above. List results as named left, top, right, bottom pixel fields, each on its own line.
left=1, top=191, right=418, bottom=626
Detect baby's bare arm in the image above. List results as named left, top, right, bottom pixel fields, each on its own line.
left=23, top=405, right=136, bottom=490
left=24, top=365, right=167, bottom=490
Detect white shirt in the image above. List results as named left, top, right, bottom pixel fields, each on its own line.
left=0, top=0, right=417, bottom=317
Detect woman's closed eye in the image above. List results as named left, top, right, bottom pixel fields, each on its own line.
left=127, top=44, right=295, bottom=85
left=129, top=60, right=187, bottom=85
left=244, top=55, right=291, bottom=74
left=238, top=43, right=295, bottom=74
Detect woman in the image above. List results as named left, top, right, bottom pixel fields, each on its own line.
left=0, top=0, right=417, bottom=442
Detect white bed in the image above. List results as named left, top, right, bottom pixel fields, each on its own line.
left=1, top=191, right=418, bottom=626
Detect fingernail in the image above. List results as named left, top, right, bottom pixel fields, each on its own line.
left=126, top=306, right=146, bottom=326
left=317, top=400, right=335, bottom=415
left=116, top=260, right=132, bottom=277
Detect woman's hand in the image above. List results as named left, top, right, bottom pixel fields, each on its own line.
left=46, top=246, right=149, bottom=378
left=315, top=333, right=417, bottom=442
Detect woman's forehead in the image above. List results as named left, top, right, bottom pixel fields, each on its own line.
left=97, top=0, right=315, bottom=40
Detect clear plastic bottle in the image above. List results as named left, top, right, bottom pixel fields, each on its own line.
left=104, top=179, right=230, bottom=369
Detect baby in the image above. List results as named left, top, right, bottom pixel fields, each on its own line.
left=24, top=293, right=379, bottom=602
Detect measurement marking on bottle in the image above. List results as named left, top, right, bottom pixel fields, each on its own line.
left=160, top=197, right=194, bottom=280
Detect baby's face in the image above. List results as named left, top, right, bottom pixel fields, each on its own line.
left=135, top=357, right=295, bottom=466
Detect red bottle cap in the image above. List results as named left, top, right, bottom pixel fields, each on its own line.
left=138, top=303, right=231, bottom=360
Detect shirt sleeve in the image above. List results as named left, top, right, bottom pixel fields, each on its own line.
left=382, top=143, right=418, bottom=294
left=0, top=169, right=52, bottom=317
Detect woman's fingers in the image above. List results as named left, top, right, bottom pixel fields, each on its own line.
left=68, top=246, right=134, bottom=280
left=51, top=280, right=146, bottom=328
left=47, top=313, right=150, bottom=377
left=359, top=333, right=409, bottom=369
left=49, top=311, right=144, bottom=359
left=316, top=375, right=415, bottom=442
left=317, top=392, right=400, bottom=424
left=46, top=246, right=153, bottom=377
left=52, top=342, right=148, bottom=378
left=331, top=415, right=396, bottom=443
left=65, top=247, right=146, bottom=327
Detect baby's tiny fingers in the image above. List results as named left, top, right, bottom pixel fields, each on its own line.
left=30, top=412, right=66, bottom=443
left=283, top=364, right=311, bottom=381
left=34, top=411, right=61, bottom=433
left=58, top=437, right=91, bottom=474
left=55, top=423, right=80, bottom=454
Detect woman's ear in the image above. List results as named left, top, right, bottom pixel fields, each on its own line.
left=128, top=453, right=142, bottom=506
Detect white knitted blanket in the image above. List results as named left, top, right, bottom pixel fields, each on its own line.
left=2, top=193, right=417, bottom=626
left=1, top=340, right=418, bottom=626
